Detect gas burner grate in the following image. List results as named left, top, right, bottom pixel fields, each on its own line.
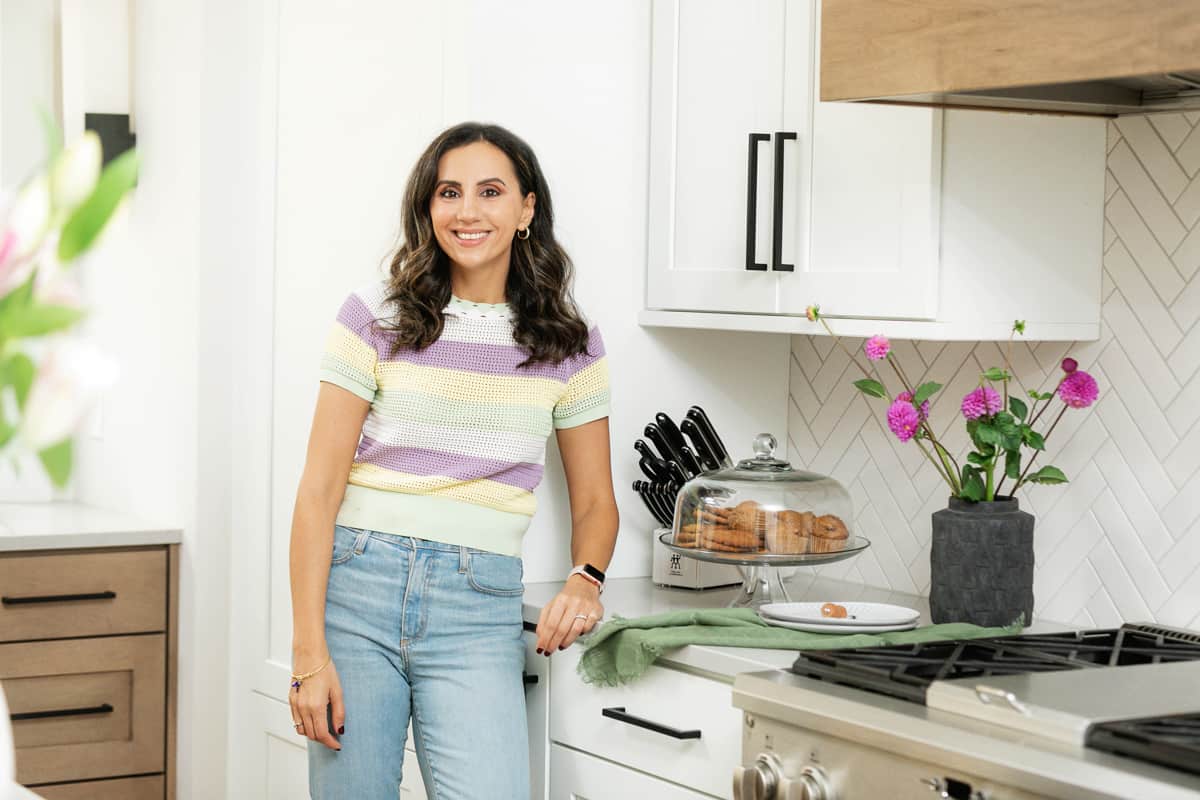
left=1087, top=713, right=1200, bottom=777
left=790, top=624, right=1200, bottom=705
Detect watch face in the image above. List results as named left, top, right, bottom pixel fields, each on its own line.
left=583, top=563, right=605, bottom=583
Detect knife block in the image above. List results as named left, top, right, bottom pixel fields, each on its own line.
left=651, top=527, right=743, bottom=590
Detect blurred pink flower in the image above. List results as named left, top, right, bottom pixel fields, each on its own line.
left=961, top=386, right=1002, bottom=420
left=1058, top=370, right=1098, bottom=409
left=887, top=397, right=921, bottom=442
left=1061, top=357, right=1078, bottom=373
left=898, top=389, right=930, bottom=421
left=864, top=335, right=891, bottom=361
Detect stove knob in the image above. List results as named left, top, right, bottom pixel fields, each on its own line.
left=780, top=765, right=834, bottom=800
left=733, top=753, right=783, bottom=800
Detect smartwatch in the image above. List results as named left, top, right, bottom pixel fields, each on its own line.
left=569, top=563, right=606, bottom=593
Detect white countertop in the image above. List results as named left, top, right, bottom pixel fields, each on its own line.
left=523, top=572, right=939, bottom=680
left=4, top=783, right=40, bottom=800
left=0, top=503, right=182, bottom=552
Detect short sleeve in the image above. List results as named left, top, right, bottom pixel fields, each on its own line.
left=319, top=291, right=380, bottom=402
left=553, top=325, right=611, bottom=429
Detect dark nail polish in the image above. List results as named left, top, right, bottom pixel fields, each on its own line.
left=536, top=648, right=543, bottom=655
left=558, top=645, right=565, bottom=651
left=338, top=726, right=345, bottom=735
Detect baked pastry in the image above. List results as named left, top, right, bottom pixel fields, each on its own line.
left=697, top=525, right=761, bottom=552
left=810, top=514, right=850, bottom=553
left=725, top=500, right=762, bottom=533
left=674, top=523, right=699, bottom=548
left=765, top=510, right=812, bottom=554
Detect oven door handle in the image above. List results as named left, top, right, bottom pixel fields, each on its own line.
left=601, top=706, right=701, bottom=740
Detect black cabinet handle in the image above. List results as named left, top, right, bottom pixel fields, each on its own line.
left=771, top=131, right=797, bottom=272
left=601, top=706, right=701, bottom=740
left=523, top=673, right=538, bottom=686
left=12, top=703, right=114, bottom=722
left=1, top=590, right=117, bottom=606
left=745, top=132, right=770, bottom=271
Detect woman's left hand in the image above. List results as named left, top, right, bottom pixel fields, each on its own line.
left=535, top=575, right=604, bottom=654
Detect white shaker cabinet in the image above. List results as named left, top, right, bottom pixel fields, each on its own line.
left=549, top=744, right=717, bottom=799
left=643, top=0, right=1106, bottom=340
left=646, top=0, right=941, bottom=319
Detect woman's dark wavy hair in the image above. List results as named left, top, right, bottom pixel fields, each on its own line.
left=380, top=122, right=591, bottom=367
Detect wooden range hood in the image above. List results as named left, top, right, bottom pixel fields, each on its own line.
left=820, top=0, right=1200, bottom=116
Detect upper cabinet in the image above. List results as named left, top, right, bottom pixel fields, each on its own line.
left=641, top=0, right=1108, bottom=340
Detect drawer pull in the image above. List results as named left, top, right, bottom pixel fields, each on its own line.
left=12, top=702, right=115, bottom=722
left=601, top=706, right=701, bottom=740
left=2, top=590, right=117, bottom=606
left=523, top=673, right=538, bottom=686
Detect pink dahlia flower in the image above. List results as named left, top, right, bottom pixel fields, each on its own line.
left=898, top=389, right=930, bottom=421
left=864, top=335, right=891, bottom=361
left=1058, top=370, right=1098, bottom=409
left=1061, top=357, right=1078, bottom=373
left=887, top=397, right=921, bottom=442
left=961, top=386, right=1002, bottom=420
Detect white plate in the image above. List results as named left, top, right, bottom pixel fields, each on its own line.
left=758, top=614, right=919, bottom=634
left=758, top=601, right=920, bottom=626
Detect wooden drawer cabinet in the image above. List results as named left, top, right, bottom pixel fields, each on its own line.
left=0, top=549, right=167, bottom=642
left=32, top=775, right=165, bottom=800
left=0, top=545, right=178, bottom=799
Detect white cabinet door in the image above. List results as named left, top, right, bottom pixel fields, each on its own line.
left=549, top=744, right=718, bottom=800
left=776, top=0, right=940, bottom=320
left=646, top=0, right=786, bottom=313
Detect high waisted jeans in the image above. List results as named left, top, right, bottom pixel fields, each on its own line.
left=308, top=525, right=529, bottom=799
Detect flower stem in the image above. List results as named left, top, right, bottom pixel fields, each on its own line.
left=818, top=318, right=876, bottom=382
left=1013, top=403, right=1069, bottom=492
left=915, top=437, right=956, bottom=492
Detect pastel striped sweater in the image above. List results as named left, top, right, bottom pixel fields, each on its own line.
left=319, top=281, right=610, bottom=556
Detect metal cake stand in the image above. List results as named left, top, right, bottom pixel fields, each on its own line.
left=657, top=531, right=871, bottom=608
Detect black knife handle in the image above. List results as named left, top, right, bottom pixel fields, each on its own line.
left=602, top=706, right=701, bottom=740
left=1, top=590, right=116, bottom=606
left=771, top=131, right=797, bottom=272
left=745, top=132, right=770, bottom=271
left=680, top=418, right=719, bottom=471
left=677, top=446, right=703, bottom=478
left=634, top=481, right=671, bottom=526
left=654, top=413, right=690, bottom=461
left=644, top=423, right=683, bottom=466
left=11, top=703, right=114, bottom=722
left=663, top=460, right=688, bottom=487
left=637, top=456, right=660, bottom=482
left=687, top=407, right=731, bottom=468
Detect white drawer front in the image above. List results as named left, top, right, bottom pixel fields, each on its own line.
left=550, top=742, right=716, bottom=799
left=549, top=648, right=739, bottom=797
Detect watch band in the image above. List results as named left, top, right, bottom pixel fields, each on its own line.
left=569, top=564, right=605, bottom=593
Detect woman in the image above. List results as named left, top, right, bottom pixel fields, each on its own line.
left=288, top=122, right=619, bottom=799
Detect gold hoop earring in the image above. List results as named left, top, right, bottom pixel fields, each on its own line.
left=516, top=227, right=530, bottom=240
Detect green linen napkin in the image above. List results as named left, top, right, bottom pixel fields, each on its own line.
left=578, top=607, right=1023, bottom=687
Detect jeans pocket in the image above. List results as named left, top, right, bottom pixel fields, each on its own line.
left=467, top=552, right=525, bottom=596
left=330, top=525, right=370, bottom=565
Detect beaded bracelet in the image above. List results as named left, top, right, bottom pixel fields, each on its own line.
left=290, top=655, right=331, bottom=692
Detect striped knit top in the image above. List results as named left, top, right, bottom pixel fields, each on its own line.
left=319, top=281, right=610, bottom=557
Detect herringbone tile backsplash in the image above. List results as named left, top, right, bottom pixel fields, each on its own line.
left=787, top=116, right=1200, bottom=629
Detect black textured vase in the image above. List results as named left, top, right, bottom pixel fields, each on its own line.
left=929, top=497, right=1035, bottom=626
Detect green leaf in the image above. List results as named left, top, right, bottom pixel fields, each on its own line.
left=912, top=381, right=943, bottom=405
left=1022, top=428, right=1046, bottom=450
left=1027, top=465, right=1068, bottom=485
left=1005, top=449, right=1021, bottom=480
left=0, top=271, right=37, bottom=319
left=1012, top=320, right=1026, bottom=335
left=967, top=451, right=988, bottom=466
left=852, top=378, right=887, bottom=399
left=0, top=304, right=85, bottom=339
left=58, top=148, right=139, bottom=262
left=1009, top=396, right=1028, bottom=421
left=974, top=423, right=1003, bottom=447
left=960, top=469, right=986, bottom=502
left=1, top=353, right=36, bottom=410
left=982, top=367, right=1009, bottom=382
left=37, top=439, right=73, bottom=488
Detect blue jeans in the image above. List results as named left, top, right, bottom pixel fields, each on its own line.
left=308, top=525, right=530, bottom=799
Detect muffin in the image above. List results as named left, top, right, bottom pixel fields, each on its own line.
left=809, top=514, right=850, bottom=553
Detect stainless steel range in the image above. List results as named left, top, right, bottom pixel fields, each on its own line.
left=732, top=623, right=1200, bottom=800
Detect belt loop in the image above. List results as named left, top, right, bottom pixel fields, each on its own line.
left=353, top=531, right=370, bottom=555
left=458, top=545, right=469, bottom=574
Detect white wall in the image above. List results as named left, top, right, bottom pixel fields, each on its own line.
left=0, top=0, right=58, bottom=187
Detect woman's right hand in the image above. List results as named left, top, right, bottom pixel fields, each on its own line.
left=289, top=654, right=346, bottom=751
